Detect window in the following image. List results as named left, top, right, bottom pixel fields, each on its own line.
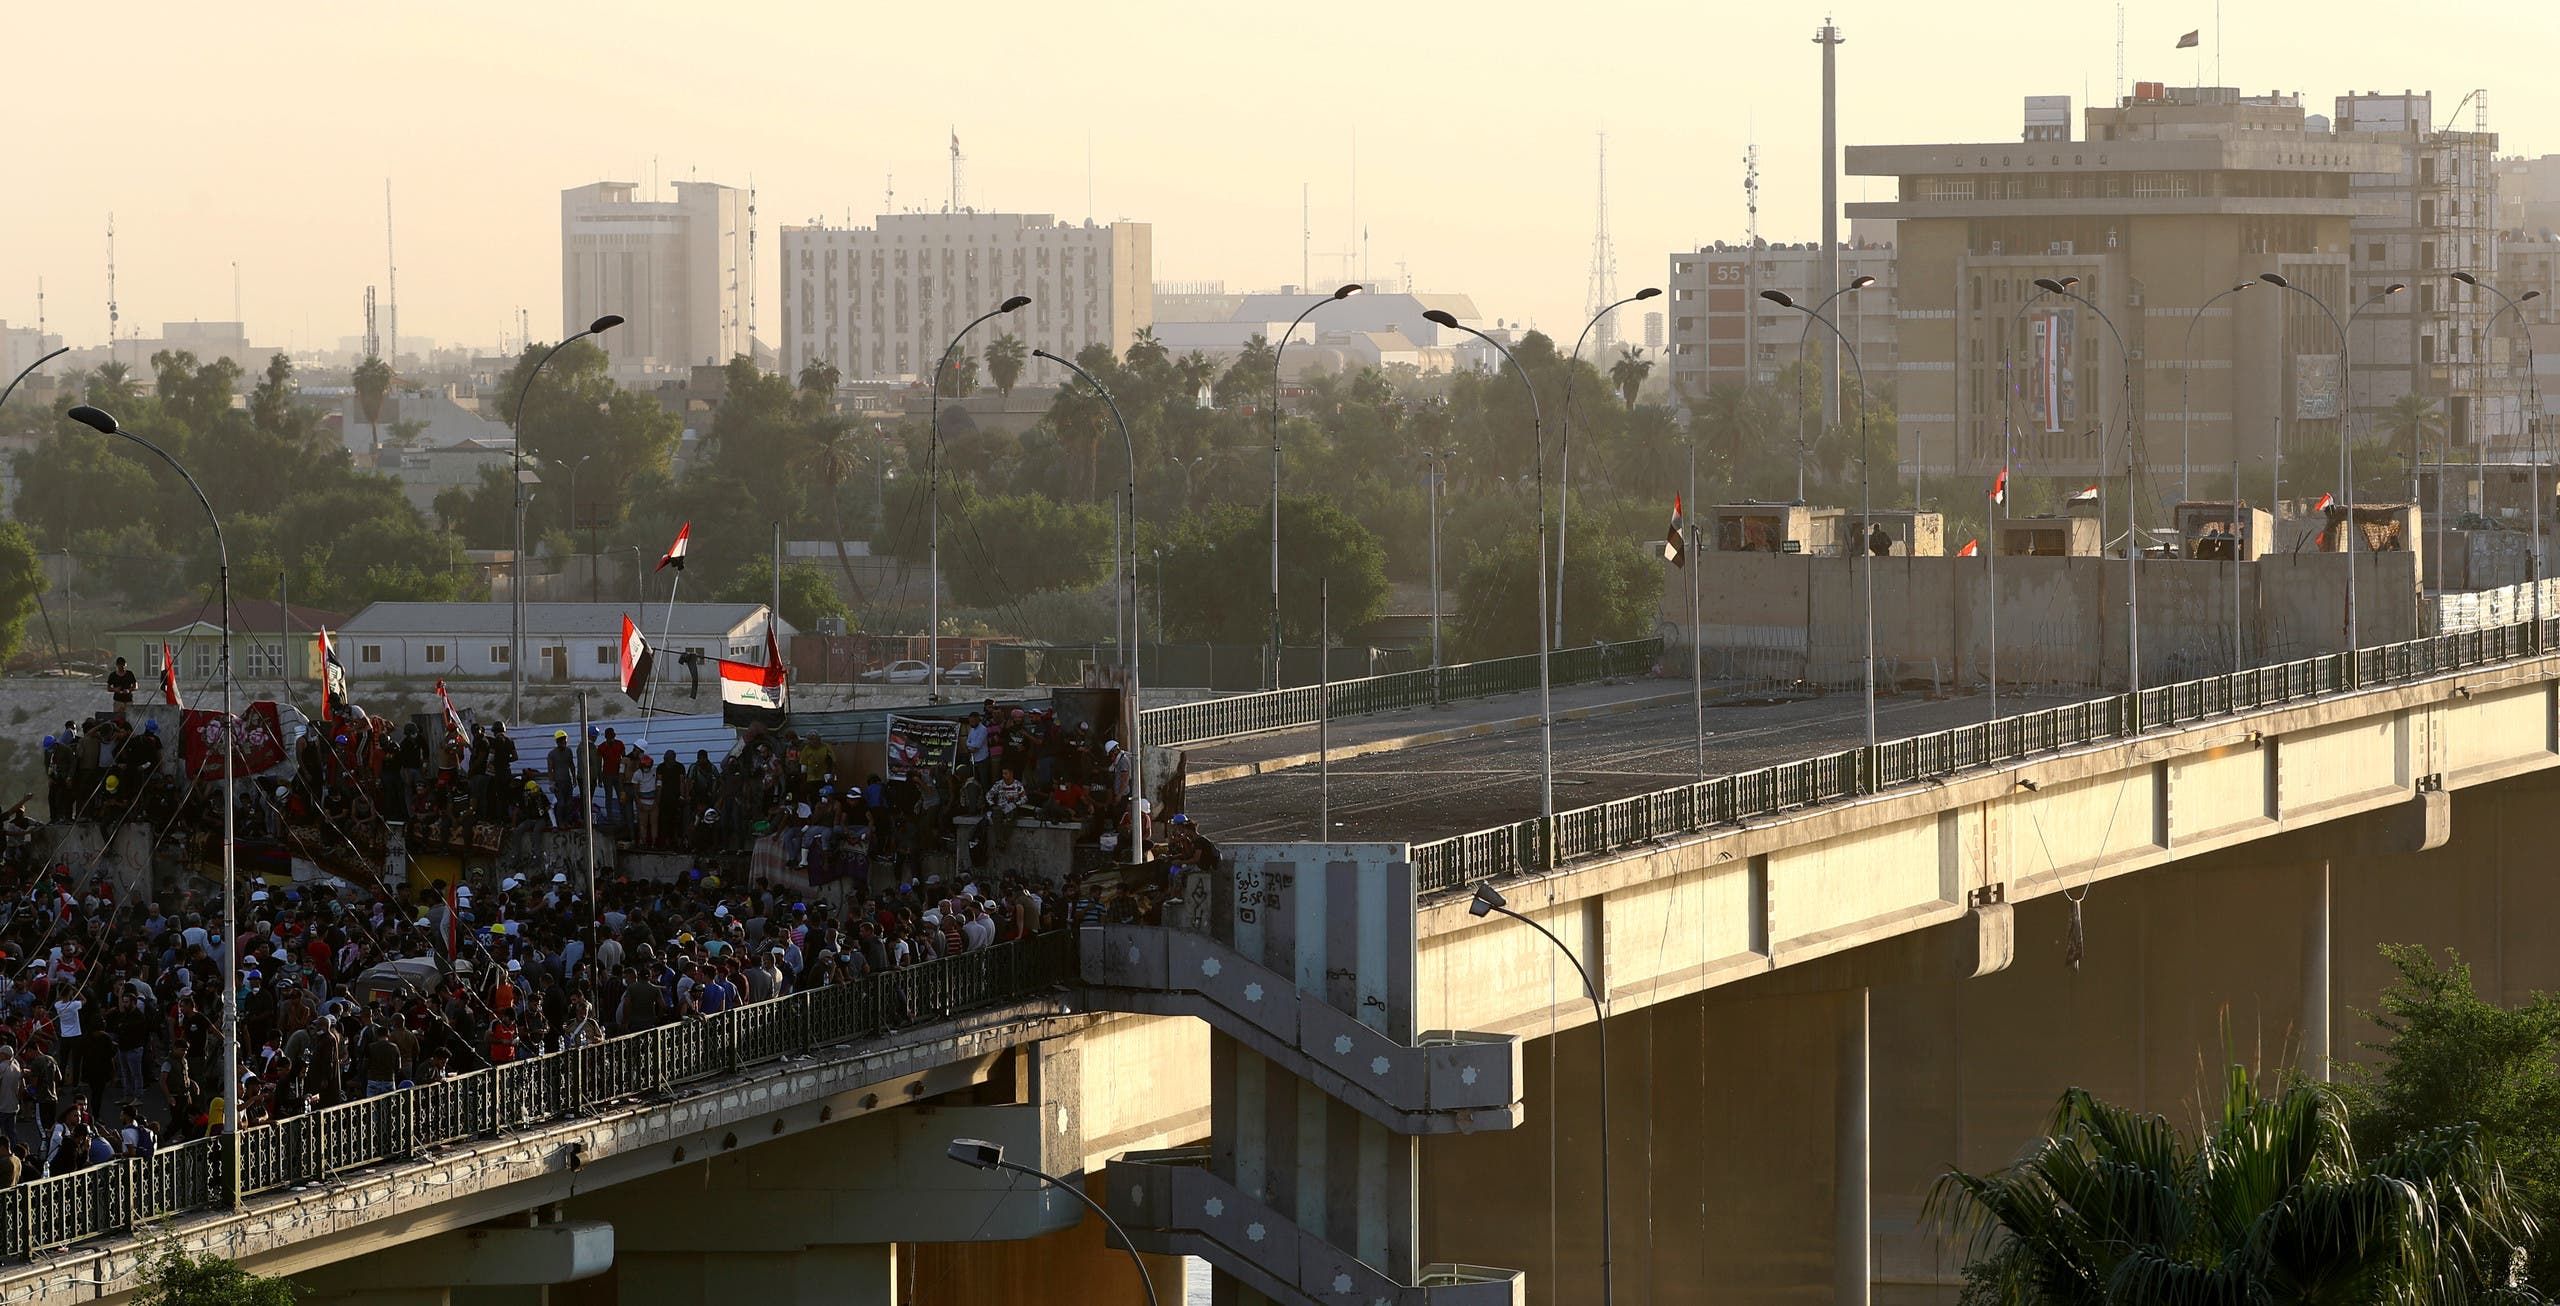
left=2367, top=242, right=2386, bottom=263
left=425, top=644, right=445, bottom=664
left=490, top=645, right=511, bottom=665
left=246, top=643, right=283, bottom=677
left=359, top=645, right=382, bottom=664
left=190, top=647, right=215, bottom=681
left=597, top=645, right=615, bottom=665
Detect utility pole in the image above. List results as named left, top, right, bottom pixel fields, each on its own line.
left=1815, top=19, right=1846, bottom=429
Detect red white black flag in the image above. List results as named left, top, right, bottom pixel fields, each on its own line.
left=1991, top=467, right=2008, bottom=506
left=159, top=643, right=180, bottom=708
left=717, top=625, right=787, bottom=728
left=1956, top=539, right=1981, bottom=558
left=318, top=628, right=351, bottom=723
left=1664, top=494, right=1686, bottom=568
left=619, top=615, right=654, bottom=702
left=656, top=521, right=692, bottom=572
left=2067, top=484, right=2100, bottom=504
left=434, top=678, right=464, bottom=748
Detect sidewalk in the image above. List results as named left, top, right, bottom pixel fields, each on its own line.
left=1179, top=676, right=1698, bottom=785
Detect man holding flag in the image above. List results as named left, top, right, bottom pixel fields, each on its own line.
left=317, top=628, right=352, bottom=723
left=159, top=644, right=181, bottom=709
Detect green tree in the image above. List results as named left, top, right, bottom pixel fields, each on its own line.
left=796, top=356, right=841, bottom=398
left=1452, top=527, right=1662, bottom=659
left=0, top=520, right=47, bottom=666
left=351, top=354, right=394, bottom=457
left=1609, top=346, right=1653, bottom=409
left=718, top=556, right=851, bottom=633
left=135, top=1247, right=299, bottom=1306
left=1933, top=1067, right=2537, bottom=1304
left=2342, top=945, right=2560, bottom=1291
left=936, top=352, right=979, bottom=398
left=1156, top=496, right=1387, bottom=644
left=483, top=339, right=683, bottom=544
left=984, top=334, right=1028, bottom=397
left=1215, top=335, right=1277, bottom=410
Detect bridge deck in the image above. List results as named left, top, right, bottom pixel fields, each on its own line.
left=1184, top=682, right=2087, bottom=845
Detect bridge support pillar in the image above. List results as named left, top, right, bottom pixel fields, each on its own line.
left=1834, top=985, right=1870, bottom=1306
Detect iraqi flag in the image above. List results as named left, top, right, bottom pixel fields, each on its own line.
left=159, top=644, right=181, bottom=708
left=2312, top=492, right=2336, bottom=512
left=1664, top=494, right=1686, bottom=568
left=618, top=615, right=655, bottom=702
left=2176, top=29, right=2200, bottom=48
left=656, top=522, right=692, bottom=573
left=434, top=679, right=465, bottom=749
left=1990, top=467, right=2008, bottom=506
left=717, top=626, right=787, bottom=728
left=1956, top=539, right=1981, bottom=558
left=2067, top=484, right=2100, bottom=504
left=318, top=628, right=351, bottom=724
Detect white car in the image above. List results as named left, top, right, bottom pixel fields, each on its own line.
left=947, top=661, right=984, bottom=685
left=862, top=659, right=934, bottom=685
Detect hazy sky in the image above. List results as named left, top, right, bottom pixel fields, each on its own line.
left=8, top=0, right=2559, bottom=359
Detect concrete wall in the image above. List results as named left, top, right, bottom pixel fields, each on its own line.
left=1661, top=550, right=2422, bottom=690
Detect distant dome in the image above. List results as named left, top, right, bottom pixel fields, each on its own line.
left=2305, top=113, right=2331, bottom=135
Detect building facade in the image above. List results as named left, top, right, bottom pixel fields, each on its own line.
left=334, top=602, right=787, bottom=684
left=561, top=181, right=750, bottom=377
left=1664, top=241, right=1898, bottom=409
left=1848, top=87, right=2401, bottom=487
left=778, top=213, right=1151, bottom=385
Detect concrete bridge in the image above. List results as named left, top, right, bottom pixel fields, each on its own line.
left=11, top=621, right=2560, bottom=1304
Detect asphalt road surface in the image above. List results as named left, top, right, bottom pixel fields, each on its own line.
left=1183, top=687, right=2088, bottom=847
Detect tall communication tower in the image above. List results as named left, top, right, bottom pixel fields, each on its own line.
left=1744, top=142, right=1762, bottom=384
left=364, top=286, right=380, bottom=361
left=746, top=184, right=759, bottom=351
left=949, top=128, right=966, bottom=213
left=2113, top=3, right=2126, bottom=105
left=104, top=216, right=120, bottom=370
left=1585, top=133, right=1622, bottom=354
left=385, top=180, right=399, bottom=364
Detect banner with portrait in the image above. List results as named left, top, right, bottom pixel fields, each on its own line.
left=884, top=714, right=960, bottom=781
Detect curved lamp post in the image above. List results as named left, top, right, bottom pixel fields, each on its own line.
left=1555, top=288, right=1662, bottom=646
left=1762, top=290, right=1878, bottom=750
left=1470, top=882, right=1613, bottom=1305
left=945, top=1139, right=1159, bottom=1306
left=1268, top=283, right=1362, bottom=690
left=2455, top=272, right=2547, bottom=640
left=510, top=314, right=623, bottom=721
left=2256, top=273, right=2404, bottom=656
left=2178, top=283, right=2256, bottom=504
left=1786, top=276, right=1878, bottom=502
left=1035, top=349, right=1144, bottom=864
left=926, top=295, right=1030, bottom=703
left=1424, top=308, right=1557, bottom=849
left=2031, top=276, right=2145, bottom=700
left=66, top=404, right=241, bottom=1205
left=1, top=346, right=68, bottom=413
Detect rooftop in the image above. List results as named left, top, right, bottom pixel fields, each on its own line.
left=115, top=598, right=348, bottom=635
left=338, top=602, right=790, bottom=640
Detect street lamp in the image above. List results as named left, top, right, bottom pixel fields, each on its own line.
left=1035, top=349, right=1144, bottom=866
left=927, top=295, right=1030, bottom=703
left=0, top=346, right=68, bottom=413
left=1469, top=882, right=1614, bottom=1306
left=510, top=313, right=622, bottom=721
left=1762, top=289, right=1878, bottom=751
left=1555, top=287, right=1662, bottom=647
left=2033, top=276, right=2144, bottom=701
left=2256, top=273, right=2404, bottom=656
left=65, top=403, right=241, bottom=1206
left=1786, top=276, right=1878, bottom=502
left=2455, top=272, right=2547, bottom=641
left=945, top=1139, right=1160, bottom=1306
left=1424, top=308, right=1557, bottom=851
left=1422, top=448, right=1457, bottom=677
left=564, top=453, right=593, bottom=602
left=1269, top=283, right=1362, bottom=689
left=2178, top=283, right=2256, bottom=504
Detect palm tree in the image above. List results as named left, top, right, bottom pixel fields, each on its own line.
left=1609, top=346, right=1654, bottom=408
left=984, top=334, right=1028, bottom=397
left=794, top=415, right=869, bottom=606
left=1174, top=350, right=1218, bottom=408
left=351, top=355, right=394, bottom=459
left=2382, top=392, right=2449, bottom=497
left=797, top=357, right=841, bottom=397
left=1126, top=327, right=1170, bottom=377
left=1933, top=1068, right=2538, bottom=1304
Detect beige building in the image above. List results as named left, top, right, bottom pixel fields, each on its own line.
left=560, top=180, right=750, bottom=377
left=778, top=212, right=1151, bottom=385
left=1664, top=240, right=1898, bottom=409
left=1848, top=87, right=2401, bottom=487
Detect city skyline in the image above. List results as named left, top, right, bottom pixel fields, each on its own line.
left=8, top=0, right=2560, bottom=360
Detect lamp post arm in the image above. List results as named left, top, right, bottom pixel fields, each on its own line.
left=0, top=347, right=69, bottom=413
left=991, top=1160, right=1161, bottom=1306
left=1556, top=292, right=1656, bottom=645
left=1489, top=903, right=1604, bottom=1017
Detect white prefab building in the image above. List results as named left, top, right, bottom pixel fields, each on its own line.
left=333, top=602, right=792, bottom=685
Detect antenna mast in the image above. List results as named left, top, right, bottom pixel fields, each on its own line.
left=1301, top=183, right=1311, bottom=290
left=385, top=179, right=398, bottom=363
left=1585, top=131, right=1622, bottom=353
left=105, top=215, right=119, bottom=370
left=2114, top=3, right=2126, bottom=105
left=746, top=182, right=759, bottom=357
left=1744, top=141, right=1761, bottom=385
left=364, top=286, right=380, bottom=361
left=949, top=128, right=966, bottom=213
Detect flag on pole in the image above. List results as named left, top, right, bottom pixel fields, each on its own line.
left=318, top=628, right=350, bottom=723
left=2175, top=29, right=2200, bottom=48
left=434, top=678, right=464, bottom=749
left=1990, top=467, right=2008, bottom=506
left=1664, top=494, right=1687, bottom=568
left=717, top=626, right=788, bottom=728
left=2312, top=492, right=2336, bottom=512
left=159, top=644, right=181, bottom=708
left=2068, top=484, right=2100, bottom=504
left=1957, top=539, right=1981, bottom=558
left=618, top=615, right=655, bottom=702
left=656, top=521, right=692, bottom=572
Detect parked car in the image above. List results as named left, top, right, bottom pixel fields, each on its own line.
left=946, top=661, right=984, bottom=685
left=861, top=659, right=933, bottom=685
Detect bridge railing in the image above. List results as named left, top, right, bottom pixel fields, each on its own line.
left=1412, top=620, right=2548, bottom=895
left=1139, top=639, right=1662, bottom=748
left=0, top=931, right=1075, bottom=1261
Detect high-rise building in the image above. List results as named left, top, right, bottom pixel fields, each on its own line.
left=1847, top=86, right=2400, bottom=486
left=560, top=181, right=750, bottom=376
left=778, top=212, right=1151, bottom=384
left=2332, top=92, right=2518, bottom=451
left=1664, top=241, right=1897, bottom=410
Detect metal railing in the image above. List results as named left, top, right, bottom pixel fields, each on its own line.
left=0, top=932, right=1075, bottom=1260
left=1412, top=620, right=2548, bottom=894
left=1141, top=638, right=1663, bottom=749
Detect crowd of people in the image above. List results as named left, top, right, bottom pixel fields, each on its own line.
left=0, top=676, right=1211, bottom=1187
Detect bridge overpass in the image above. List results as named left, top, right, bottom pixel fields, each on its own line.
left=8, top=624, right=2560, bottom=1303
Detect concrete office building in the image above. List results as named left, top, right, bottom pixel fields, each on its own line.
left=1848, top=87, right=2400, bottom=487
left=2331, top=92, right=2521, bottom=451
left=2498, top=154, right=2560, bottom=236
left=778, top=212, right=1150, bottom=385
left=561, top=180, right=751, bottom=377
left=1664, top=240, right=1898, bottom=408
